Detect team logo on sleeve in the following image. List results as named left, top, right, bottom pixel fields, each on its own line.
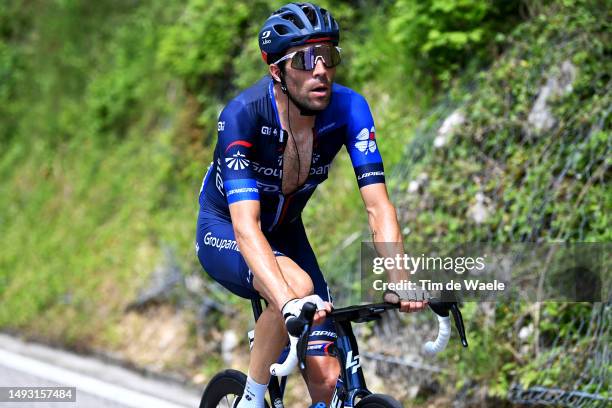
left=225, top=151, right=250, bottom=170
left=355, top=126, right=377, bottom=154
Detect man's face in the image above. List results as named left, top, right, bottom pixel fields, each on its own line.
left=274, top=42, right=337, bottom=111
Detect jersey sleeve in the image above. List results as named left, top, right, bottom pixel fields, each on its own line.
left=345, top=92, right=386, bottom=188
left=217, top=100, right=260, bottom=204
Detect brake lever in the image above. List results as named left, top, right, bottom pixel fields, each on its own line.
left=450, top=302, right=468, bottom=347
left=291, top=302, right=317, bottom=370
left=428, top=299, right=468, bottom=348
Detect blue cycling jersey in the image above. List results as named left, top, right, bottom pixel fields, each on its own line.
left=198, top=76, right=385, bottom=231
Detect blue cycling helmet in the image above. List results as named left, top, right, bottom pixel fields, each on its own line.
left=258, top=2, right=340, bottom=64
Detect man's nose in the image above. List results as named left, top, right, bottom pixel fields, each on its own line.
left=312, top=58, right=329, bottom=77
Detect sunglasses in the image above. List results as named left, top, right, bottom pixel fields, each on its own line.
left=273, top=45, right=342, bottom=71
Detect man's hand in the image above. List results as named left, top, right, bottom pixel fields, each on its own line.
left=281, top=295, right=332, bottom=328
left=383, top=289, right=429, bottom=313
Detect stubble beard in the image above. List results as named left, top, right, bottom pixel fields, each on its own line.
left=294, top=87, right=331, bottom=112
left=285, top=75, right=331, bottom=112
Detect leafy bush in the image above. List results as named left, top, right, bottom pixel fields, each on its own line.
left=348, top=0, right=522, bottom=89
left=397, top=0, right=522, bottom=82
left=385, top=0, right=610, bottom=399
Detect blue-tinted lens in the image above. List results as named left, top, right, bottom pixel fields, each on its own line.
left=291, top=46, right=341, bottom=70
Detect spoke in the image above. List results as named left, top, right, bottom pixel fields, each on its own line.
left=218, top=394, right=239, bottom=408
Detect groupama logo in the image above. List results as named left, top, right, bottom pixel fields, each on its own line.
left=225, top=151, right=250, bottom=170
left=355, top=126, right=377, bottom=154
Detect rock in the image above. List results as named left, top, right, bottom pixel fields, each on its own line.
left=467, top=192, right=492, bottom=224
left=519, top=323, right=534, bottom=341
left=407, top=385, right=420, bottom=399
left=434, top=110, right=465, bottom=148
left=407, top=172, right=429, bottom=194
left=408, top=180, right=420, bottom=193
left=185, top=273, right=204, bottom=294
left=221, top=330, right=239, bottom=364
left=527, top=60, right=577, bottom=135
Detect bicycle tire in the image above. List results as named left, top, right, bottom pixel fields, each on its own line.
left=355, top=393, right=403, bottom=408
left=200, top=369, right=270, bottom=408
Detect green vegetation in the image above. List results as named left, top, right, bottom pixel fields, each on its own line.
left=0, top=0, right=609, bottom=403
left=365, top=0, right=610, bottom=400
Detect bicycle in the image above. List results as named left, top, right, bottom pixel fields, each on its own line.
left=200, top=296, right=468, bottom=408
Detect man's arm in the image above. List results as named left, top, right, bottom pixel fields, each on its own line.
left=359, top=183, right=427, bottom=312
left=228, top=200, right=296, bottom=310
left=359, top=184, right=403, bottom=280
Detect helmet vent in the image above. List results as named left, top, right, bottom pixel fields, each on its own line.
left=274, top=24, right=289, bottom=35
left=301, top=5, right=318, bottom=27
left=283, top=13, right=305, bottom=29
left=320, top=8, right=330, bottom=24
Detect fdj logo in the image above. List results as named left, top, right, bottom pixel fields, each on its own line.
left=355, top=126, right=377, bottom=154
left=261, top=30, right=271, bottom=45
left=217, top=121, right=225, bottom=131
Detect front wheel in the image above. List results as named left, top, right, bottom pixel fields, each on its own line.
left=200, top=369, right=270, bottom=408
left=355, top=393, right=403, bottom=408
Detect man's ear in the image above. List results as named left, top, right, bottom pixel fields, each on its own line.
left=269, top=64, right=282, bottom=83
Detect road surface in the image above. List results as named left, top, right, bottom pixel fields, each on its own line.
left=0, top=334, right=201, bottom=407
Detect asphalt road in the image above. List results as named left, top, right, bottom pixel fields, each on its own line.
left=0, top=334, right=201, bottom=408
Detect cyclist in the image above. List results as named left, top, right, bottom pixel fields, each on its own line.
left=196, top=3, right=427, bottom=406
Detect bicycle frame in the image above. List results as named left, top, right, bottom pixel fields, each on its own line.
left=251, top=297, right=389, bottom=408
left=329, top=318, right=371, bottom=407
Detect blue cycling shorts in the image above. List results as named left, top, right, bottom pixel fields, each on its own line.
left=196, top=209, right=337, bottom=346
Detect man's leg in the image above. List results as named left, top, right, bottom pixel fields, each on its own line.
left=236, top=304, right=287, bottom=408
left=246, top=303, right=288, bottom=385
left=196, top=220, right=289, bottom=407
left=196, top=218, right=335, bottom=406
left=303, top=353, right=340, bottom=404
left=244, top=256, right=317, bottom=401
left=276, top=218, right=340, bottom=405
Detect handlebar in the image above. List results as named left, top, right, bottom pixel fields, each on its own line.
left=426, top=299, right=468, bottom=354
left=269, top=298, right=468, bottom=377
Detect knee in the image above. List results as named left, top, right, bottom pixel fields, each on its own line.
left=289, top=274, right=314, bottom=299
left=310, top=372, right=337, bottom=394
left=306, top=356, right=339, bottom=393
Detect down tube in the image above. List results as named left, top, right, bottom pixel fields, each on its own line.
left=334, top=319, right=370, bottom=405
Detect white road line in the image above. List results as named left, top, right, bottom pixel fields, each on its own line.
left=0, top=349, right=189, bottom=408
